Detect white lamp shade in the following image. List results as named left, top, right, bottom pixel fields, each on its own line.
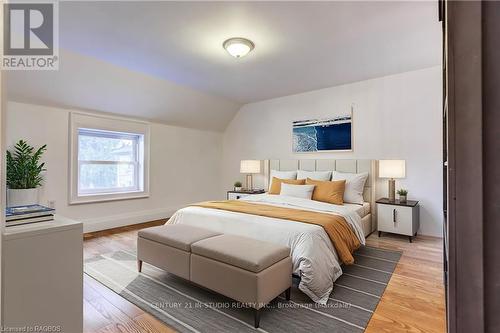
left=240, top=160, right=261, bottom=174
left=379, top=160, right=406, bottom=178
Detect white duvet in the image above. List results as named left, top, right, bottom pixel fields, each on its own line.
left=166, top=194, right=365, bottom=304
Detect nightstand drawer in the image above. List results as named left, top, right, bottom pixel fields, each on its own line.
left=378, top=204, right=413, bottom=235
left=227, top=192, right=250, bottom=200
left=227, top=190, right=265, bottom=200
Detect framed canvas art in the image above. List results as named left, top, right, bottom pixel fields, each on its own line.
left=292, top=113, right=352, bottom=152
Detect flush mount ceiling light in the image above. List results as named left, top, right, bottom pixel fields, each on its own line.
left=223, top=37, right=255, bottom=58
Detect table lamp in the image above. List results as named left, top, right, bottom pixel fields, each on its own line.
left=379, top=160, right=406, bottom=201
left=240, top=160, right=261, bottom=190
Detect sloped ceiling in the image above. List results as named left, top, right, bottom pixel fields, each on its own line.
left=7, top=50, right=240, bottom=131
left=6, top=1, right=441, bottom=132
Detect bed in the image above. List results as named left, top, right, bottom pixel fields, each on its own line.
left=167, top=159, right=377, bottom=304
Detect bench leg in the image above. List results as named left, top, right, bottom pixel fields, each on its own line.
left=254, top=308, right=261, bottom=328
left=137, top=260, right=143, bottom=273
left=285, top=287, right=291, bottom=301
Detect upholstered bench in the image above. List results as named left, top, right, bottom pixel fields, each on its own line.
left=137, top=225, right=292, bottom=328
left=190, top=234, right=292, bottom=328
left=137, top=224, right=221, bottom=279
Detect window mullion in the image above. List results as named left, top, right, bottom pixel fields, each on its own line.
left=78, top=160, right=135, bottom=165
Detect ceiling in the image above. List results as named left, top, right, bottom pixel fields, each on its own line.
left=6, top=1, right=441, bottom=131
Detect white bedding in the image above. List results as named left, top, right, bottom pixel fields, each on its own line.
left=344, top=202, right=371, bottom=218
left=166, top=194, right=365, bottom=304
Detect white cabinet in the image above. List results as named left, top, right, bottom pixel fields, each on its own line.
left=377, top=198, right=419, bottom=242
left=2, top=217, right=83, bottom=332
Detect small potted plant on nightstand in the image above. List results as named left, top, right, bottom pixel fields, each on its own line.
left=397, top=189, right=408, bottom=203
left=234, top=181, right=243, bottom=191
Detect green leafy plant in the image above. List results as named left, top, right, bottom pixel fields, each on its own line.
left=397, top=189, right=408, bottom=196
left=234, top=181, right=242, bottom=188
left=7, top=140, right=47, bottom=189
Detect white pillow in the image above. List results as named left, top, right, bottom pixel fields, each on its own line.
left=297, top=170, right=332, bottom=181
left=279, top=183, right=315, bottom=200
left=332, top=171, right=369, bottom=205
left=270, top=170, right=297, bottom=180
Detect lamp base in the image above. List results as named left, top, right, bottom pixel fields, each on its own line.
left=245, top=174, right=253, bottom=191
left=388, top=179, right=396, bottom=201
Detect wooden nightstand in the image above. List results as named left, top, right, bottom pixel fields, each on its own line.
left=227, top=189, right=265, bottom=200
left=376, top=198, right=420, bottom=242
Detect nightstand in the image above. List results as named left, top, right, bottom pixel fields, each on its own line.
left=227, top=189, right=265, bottom=200
left=376, top=198, right=420, bottom=242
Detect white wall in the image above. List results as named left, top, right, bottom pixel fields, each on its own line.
left=6, top=102, right=224, bottom=232
left=222, top=66, right=443, bottom=237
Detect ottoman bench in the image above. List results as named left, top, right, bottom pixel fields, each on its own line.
left=190, top=234, right=292, bottom=328
left=137, top=224, right=221, bottom=279
left=137, top=225, right=292, bottom=328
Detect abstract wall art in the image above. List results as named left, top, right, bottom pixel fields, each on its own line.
left=292, top=114, right=352, bottom=152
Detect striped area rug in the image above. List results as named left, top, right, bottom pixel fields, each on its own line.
left=84, top=246, right=401, bottom=333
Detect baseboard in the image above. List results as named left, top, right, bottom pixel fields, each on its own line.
left=81, top=206, right=182, bottom=233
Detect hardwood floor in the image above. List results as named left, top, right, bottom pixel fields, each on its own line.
left=364, top=234, right=446, bottom=333
left=83, top=222, right=446, bottom=333
left=84, top=220, right=173, bottom=333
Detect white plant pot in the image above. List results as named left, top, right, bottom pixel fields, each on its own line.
left=7, top=188, right=39, bottom=207
left=234, top=187, right=243, bottom=192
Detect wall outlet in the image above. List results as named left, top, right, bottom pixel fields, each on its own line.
left=48, top=200, right=56, bottom=209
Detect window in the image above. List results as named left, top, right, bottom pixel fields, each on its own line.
left=70, top=113, right=150, bottom=204
left=78, top=129, right=143, bottom=195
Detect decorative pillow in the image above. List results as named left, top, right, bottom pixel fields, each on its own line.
left=297, top=170, right=332, bottom=181
left=332, top=171, right=368, bottom=205
left=269, top=177, right=305, bottom=195
left=279, top=183, right=315, bottom=199
left=305, top=178, right=346, bottom=205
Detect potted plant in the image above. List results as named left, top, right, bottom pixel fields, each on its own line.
left=397, top=189, right=408, bottom=203
left=234, top=181, right=243, bottom=192
left=7, top=140, right=47, bottom=207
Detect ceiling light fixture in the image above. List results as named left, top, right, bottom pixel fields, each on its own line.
left=223, top=37, right=255, bottom=58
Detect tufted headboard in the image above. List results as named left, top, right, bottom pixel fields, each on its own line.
left=263, top=159, right=377, bottom=234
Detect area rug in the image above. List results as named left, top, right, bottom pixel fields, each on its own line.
left=84, top=246, right=401, bottom=333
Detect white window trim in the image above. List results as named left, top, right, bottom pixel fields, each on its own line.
left=69, top=112, right=150, bottom=205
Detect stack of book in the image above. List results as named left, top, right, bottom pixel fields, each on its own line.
left=6, top=204, right=55, bottom=227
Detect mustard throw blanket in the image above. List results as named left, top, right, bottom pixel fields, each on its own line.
left=192, top=200, right=361, bottom=265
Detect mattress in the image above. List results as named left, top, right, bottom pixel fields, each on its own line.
left=344, top=202, right=371, bottom=218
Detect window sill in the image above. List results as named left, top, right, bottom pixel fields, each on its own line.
left=69, top=192, right=150, bottom=205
